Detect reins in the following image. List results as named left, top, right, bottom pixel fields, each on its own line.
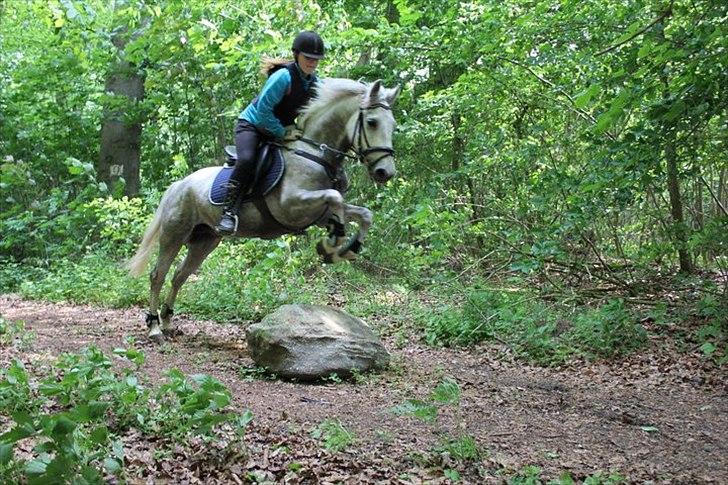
left=262, top=99, right=395, bottom=234
left=281, top=101, right=395, bottom=184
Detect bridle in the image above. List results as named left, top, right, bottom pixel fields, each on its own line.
left=352, top=102, right=395, bottom=167
left=297, top=102, right=395, bottom=171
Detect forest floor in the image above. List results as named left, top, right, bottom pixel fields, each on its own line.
left=1, top=293, right=727, bottom=484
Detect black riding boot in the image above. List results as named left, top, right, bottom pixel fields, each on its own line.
left=215, top=181, right=243, bottom=235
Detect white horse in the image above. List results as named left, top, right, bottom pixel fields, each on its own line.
left=127, top=79, right=400, bottom=341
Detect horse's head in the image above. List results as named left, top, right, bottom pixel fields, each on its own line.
left=356, top=80, right=400, bottom=184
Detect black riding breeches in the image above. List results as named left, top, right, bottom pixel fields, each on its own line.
left=231, top=119, right=266, bottom=187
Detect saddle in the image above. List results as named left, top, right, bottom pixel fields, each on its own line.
left=209, top=143, right=285, bottom=205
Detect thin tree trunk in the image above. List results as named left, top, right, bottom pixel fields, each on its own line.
left=664, top=139, right=693, bottom=273
left=718, top=169, right=726, bottom=218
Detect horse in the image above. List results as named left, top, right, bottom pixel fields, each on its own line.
left=126, top=78, right=400, bottom=341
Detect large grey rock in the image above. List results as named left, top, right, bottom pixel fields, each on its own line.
left=245, top=304, right=390, bottom=380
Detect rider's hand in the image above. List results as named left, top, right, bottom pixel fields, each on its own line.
left=281, top=126, right=303, bottom=143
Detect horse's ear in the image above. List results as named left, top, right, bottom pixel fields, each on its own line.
left=364, top=79, right=383, bottom=106
left=386, top=85, right=401, bottom=106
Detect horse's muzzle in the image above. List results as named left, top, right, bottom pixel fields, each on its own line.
left=372, top=167, right=395, bottom=184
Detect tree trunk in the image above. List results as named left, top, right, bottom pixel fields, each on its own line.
left=98, top=12, right=146, bottom=197
left=718, top=169, right=726, bottom=218
left=664, top=138, right=693, bottom=273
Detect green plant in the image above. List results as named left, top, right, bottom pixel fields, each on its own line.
left=0, top=318, right=36, bottom=350
left=505, top=467, right=625, bottom=484
left=0, top=360, right=43, bottom=414
left=154, top=369, right=238, bottom=437
left=431, top=377, right=461, bottom=405
left=508, top=465, right=542, bottom=485
left=311, top=419, right=356, bottom=452
left=0, top=346, right=252, bottom=483
left=18, top=253, right=148, bottom=308
left=239, top=365, right=276, bottom=382
left=567, top=299, right=647, bottom=358
left=392, top=377, right=462, bottom=423
left=437, top=435, right=480, bottom=461
left=392, top=399, right=439, bottom=422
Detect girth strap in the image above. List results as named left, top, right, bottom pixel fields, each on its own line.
left=252, top=196, right=328, bottom=235
left=293, top=149, right=341, bottom=184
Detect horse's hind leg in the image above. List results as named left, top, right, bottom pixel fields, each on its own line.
left=148, top=233, right=185, bottom=342
left=160, top=228, right=221, bottom=335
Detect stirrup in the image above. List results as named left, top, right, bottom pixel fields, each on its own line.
left=216, top=212, right=238, bottom=235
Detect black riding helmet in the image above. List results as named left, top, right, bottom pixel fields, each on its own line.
left=292, top=31, right=325, bottom=59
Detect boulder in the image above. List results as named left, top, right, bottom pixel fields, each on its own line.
left=245, top=304, right=390, bottom=380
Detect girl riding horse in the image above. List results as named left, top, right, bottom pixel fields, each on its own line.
left=217, top=31, right=326, bottom=234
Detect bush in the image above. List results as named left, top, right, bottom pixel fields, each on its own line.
left=18, top=253, right=148, bottom=307
left=421, top=285, right=647, bottom=365
left=567, top=299, right=647, bottom=359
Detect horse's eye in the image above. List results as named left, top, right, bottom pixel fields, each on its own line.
left=367, top=119, right=378, bottom=128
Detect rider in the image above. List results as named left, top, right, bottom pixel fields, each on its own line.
left=216, top=30, right=325, bottom=235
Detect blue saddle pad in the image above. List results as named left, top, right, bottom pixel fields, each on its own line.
left=209, top=146, right=285, bottom=205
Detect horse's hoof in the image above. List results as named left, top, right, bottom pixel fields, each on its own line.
left=316, top=241, right=327, bottom=257
left=317, top=243, right=333, bottom=263
left=149, top=331, right=165, bottom=344
left=339, top=250, right=357, bottom=261
left=162, top=327, right=183, bottom=337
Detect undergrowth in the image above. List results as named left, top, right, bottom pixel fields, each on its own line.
left=2, top=232, right=725, bottom=366
left=0, top=345, right=252, bottom=483
left=417, top=283, right=650, bottom=365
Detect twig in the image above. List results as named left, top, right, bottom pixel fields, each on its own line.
left=581, top=231, right=631, bottom=290
left=700, top=175, right=728, bottom=217
left=596, top=6, right=673, bottom=56
left=497, top=56, right=617, bottom=142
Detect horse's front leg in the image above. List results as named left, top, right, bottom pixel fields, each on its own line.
left=160, top=234, right=221, bottom=337
left=329, top=203, right=373, bottom=262
left=284, top=188, right=349, bottom=262
left=317, top=203, right=373, bottom=264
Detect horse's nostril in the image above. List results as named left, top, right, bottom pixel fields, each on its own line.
left=374, top=168, right=389, bottom=182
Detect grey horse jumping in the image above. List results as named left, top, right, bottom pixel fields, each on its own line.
left=127, top=79, right=400, bottom=341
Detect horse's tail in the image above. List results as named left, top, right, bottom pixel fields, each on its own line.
left=126, top=208, right=162, bottom=277
left=126, top=186, right=175, bottom=277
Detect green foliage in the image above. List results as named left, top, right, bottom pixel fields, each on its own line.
left=420, top=285, right=648, bottom=364
left=430, top=377, right=461, bottom=405
left=567, top=299, right=648, bottom=359
left=0, top=0, right=724, bottom=373
left=0, top=346, right=251, bottom=483
left=83, top=196, right=152, bottom=256
left=693, top=293, right=728, bottom=364
left=436, top=435, right=480, bottom=462
left=392, top=399, right=439, bottom=423
left=1, top=157, right=109, bottom=261
left=174, top=237, right=314, bottom=322
left=392, top=376, right=461, bottom=423
left=507, top=466, right=625, bottom=485
left=0, top=318, right=36, bottom=350
left=18, top=253, right=148, bottom=307
left=311, top=419, right=356, bottom=452
left=0, top=360, right=42, bottom=415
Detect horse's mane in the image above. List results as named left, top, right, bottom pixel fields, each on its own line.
left=300, top=78, right=368, bottom=121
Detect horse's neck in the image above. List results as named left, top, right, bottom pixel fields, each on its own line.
left=302, top=97, right=358, bottom=154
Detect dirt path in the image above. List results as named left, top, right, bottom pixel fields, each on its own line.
left=1, top=294, right=727, bottom=484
